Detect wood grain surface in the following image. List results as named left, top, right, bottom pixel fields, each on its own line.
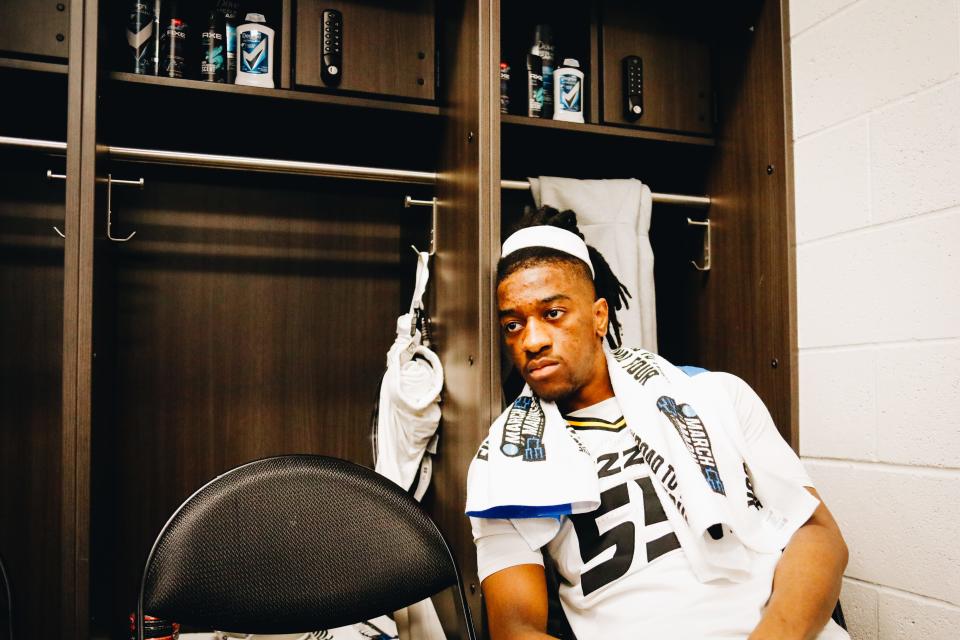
left=0, top=0, right=69, bottom=61
left=698, top=0, right=796, bottom=445
left=295, top=0, right=436, bottom=101
left=0, top=154, right=66, bottom=640
left=87, top=171, right=431, bottom=637
left=600, top=0, right=713, bottom=136
left=428, top=0, right=498, bottom=632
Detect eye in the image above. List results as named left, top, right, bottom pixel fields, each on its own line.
left=545, top=308, right=565, bottom=320
left=502, top=320, right=522, bottom=335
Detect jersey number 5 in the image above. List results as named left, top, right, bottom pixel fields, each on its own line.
left=570, top=477, right=680, bottom=596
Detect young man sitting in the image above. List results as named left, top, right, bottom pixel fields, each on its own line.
left=466, top=207, right=849, bottom=640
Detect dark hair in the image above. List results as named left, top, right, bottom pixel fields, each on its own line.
left=497, top=206, right=631, bottom=349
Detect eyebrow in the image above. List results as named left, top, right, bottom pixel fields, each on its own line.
left=498, top=294, right=572, bottom=318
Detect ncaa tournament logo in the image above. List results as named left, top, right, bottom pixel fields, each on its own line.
left=656, top=396, right=725, bottom=495
left=500, top=396, right=547, bottom=462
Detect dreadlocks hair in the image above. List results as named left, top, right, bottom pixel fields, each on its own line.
left=496, top=205, right=632, bottom=349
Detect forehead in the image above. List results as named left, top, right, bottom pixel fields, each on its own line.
left=497, top=262, right=592, bottom=309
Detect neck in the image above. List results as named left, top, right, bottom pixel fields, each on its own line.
left=558, top=351, right=615, bottom=414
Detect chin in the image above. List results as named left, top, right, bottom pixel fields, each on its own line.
left=526, top=379, right=574, bottom=403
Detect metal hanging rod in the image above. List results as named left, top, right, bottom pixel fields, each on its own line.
left=0, top=136, right=67, bottom=153
left=1, top=135, right=711, bottom=206
left=0, top=136, right=435, bottom=185
left=500, top=178, right=711, bottom=208
left=108, top=146, right=437, bottom=185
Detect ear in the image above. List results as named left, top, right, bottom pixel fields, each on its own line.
left=593, top=297, right=609, bottom=338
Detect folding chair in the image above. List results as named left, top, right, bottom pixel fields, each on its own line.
left=135, top=455, right=476, bottom=639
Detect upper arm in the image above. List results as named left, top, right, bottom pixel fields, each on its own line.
left=783, top=487, right=848, bottom=576
left=802, top=487, right=847, bottom=551
left=472, top=517, right=553, bottom=639
left=482, top=563, right=550, bottom=640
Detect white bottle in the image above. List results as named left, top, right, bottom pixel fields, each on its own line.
left=553, top=58, right=585, bottom=123
left=235, top=13, right=274, bottom=87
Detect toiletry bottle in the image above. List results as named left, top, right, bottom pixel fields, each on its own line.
left=151, top=0, right=161, bottom=74
left=200, top=8, right=226, bottom=82
left=217, top=0, right=240, bottom=82
left=159, top=0, right=189, bottom=79
left=235, top=13, right=275, bottom=88
left=532, top=24, right=554, bottom=119
left=526, top=54, right=543, bottom=118
left=127, top=1, right=156, bottom=74
left=500, top=62, right=511, bottom=114
left=553, top=58, right=585, bottom=123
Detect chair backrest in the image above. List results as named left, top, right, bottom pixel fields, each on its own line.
left=137, top=454, right=473, bottom=637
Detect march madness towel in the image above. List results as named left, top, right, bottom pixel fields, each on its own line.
left=466, top=347, right=819, bottom=582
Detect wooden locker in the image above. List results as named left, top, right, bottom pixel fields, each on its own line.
left=0, top=0, right=799, bottom=636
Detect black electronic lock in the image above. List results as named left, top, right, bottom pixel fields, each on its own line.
left=321, top=9, right=343, bottom=86
left=623, top=55, right=643, bottom=120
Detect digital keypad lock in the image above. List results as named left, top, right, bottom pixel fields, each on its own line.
left=321, top=9, right=342, bottom=86
left=623, top=55, right=643, bottom=120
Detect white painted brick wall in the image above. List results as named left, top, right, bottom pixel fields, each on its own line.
left=794, top=117, right=871, bottom=243
left=798, top=209, right=960, bottom=348
left=791, top=0, right=959, bottom=136
left=791, top=0, right=960, bottom=637
left=790, top=0, right=862, bottom=36
left=805, top=462, right=960, bottom=605
left=870, top=81, right=960, bottom=223
left=878, top=589, right=960, bottom=639
left=876, top=341, right=960, bottom=467
left=838, top=579, right=879, bottom=639
left=798, top=348, right=877, bottom=460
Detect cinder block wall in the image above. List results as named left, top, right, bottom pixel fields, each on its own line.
left=789, top=0, right=960, bottom=637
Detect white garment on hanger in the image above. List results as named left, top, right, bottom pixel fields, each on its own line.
left=373, top=250, right=446, bottom=640
left=374, top=251, right=443, bottom=499
left=529, top=177, right=657, bottom=353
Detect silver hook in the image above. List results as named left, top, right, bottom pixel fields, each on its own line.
left=687, top=218, right=711, bottom=272
left=105, top=173, right=142, bottom=242
left=45, top=170, right=68, bottom=237
left=44, top=170, right=144, bottom=240
left=404, top=195, right=438, bottom=256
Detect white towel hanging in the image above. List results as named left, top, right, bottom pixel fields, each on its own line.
left=529, top=176, right=658, bottom=353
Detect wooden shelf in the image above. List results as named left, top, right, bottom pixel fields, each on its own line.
left=108, top=72, right=441, bottom=117
left=501, top=114, right=714, bottom=147
left=0, top=57, right=68, bottom=74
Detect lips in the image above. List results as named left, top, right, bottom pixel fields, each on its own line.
left=527, top=359, right=560, bottom=380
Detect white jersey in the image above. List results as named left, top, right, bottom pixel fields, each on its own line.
left=473, top=372, right=848, bottom=640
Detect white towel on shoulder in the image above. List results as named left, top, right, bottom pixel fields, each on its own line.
left=529, top=177, right=657, bottom=352
left=466, top=348, right=818, bottom=582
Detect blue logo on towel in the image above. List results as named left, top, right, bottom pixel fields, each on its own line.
left=524, top=436, right=545, bottom=462
left=501, top=396, right=547, bottom=461
left=656, top=395, right=725, bottom=495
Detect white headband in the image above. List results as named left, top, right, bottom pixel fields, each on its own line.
left=501, top=225, right=595, bottom=277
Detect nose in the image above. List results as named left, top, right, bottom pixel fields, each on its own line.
left=521, top=317, right=551, bottom=355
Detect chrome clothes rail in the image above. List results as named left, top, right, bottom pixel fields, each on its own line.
left=500, top=178, right=711, bottom=208
left=1, top=135, right=711, bottom=207
left=0, top=136, right=67, bottom=153
left=108, top=145, right=437, bottom=185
